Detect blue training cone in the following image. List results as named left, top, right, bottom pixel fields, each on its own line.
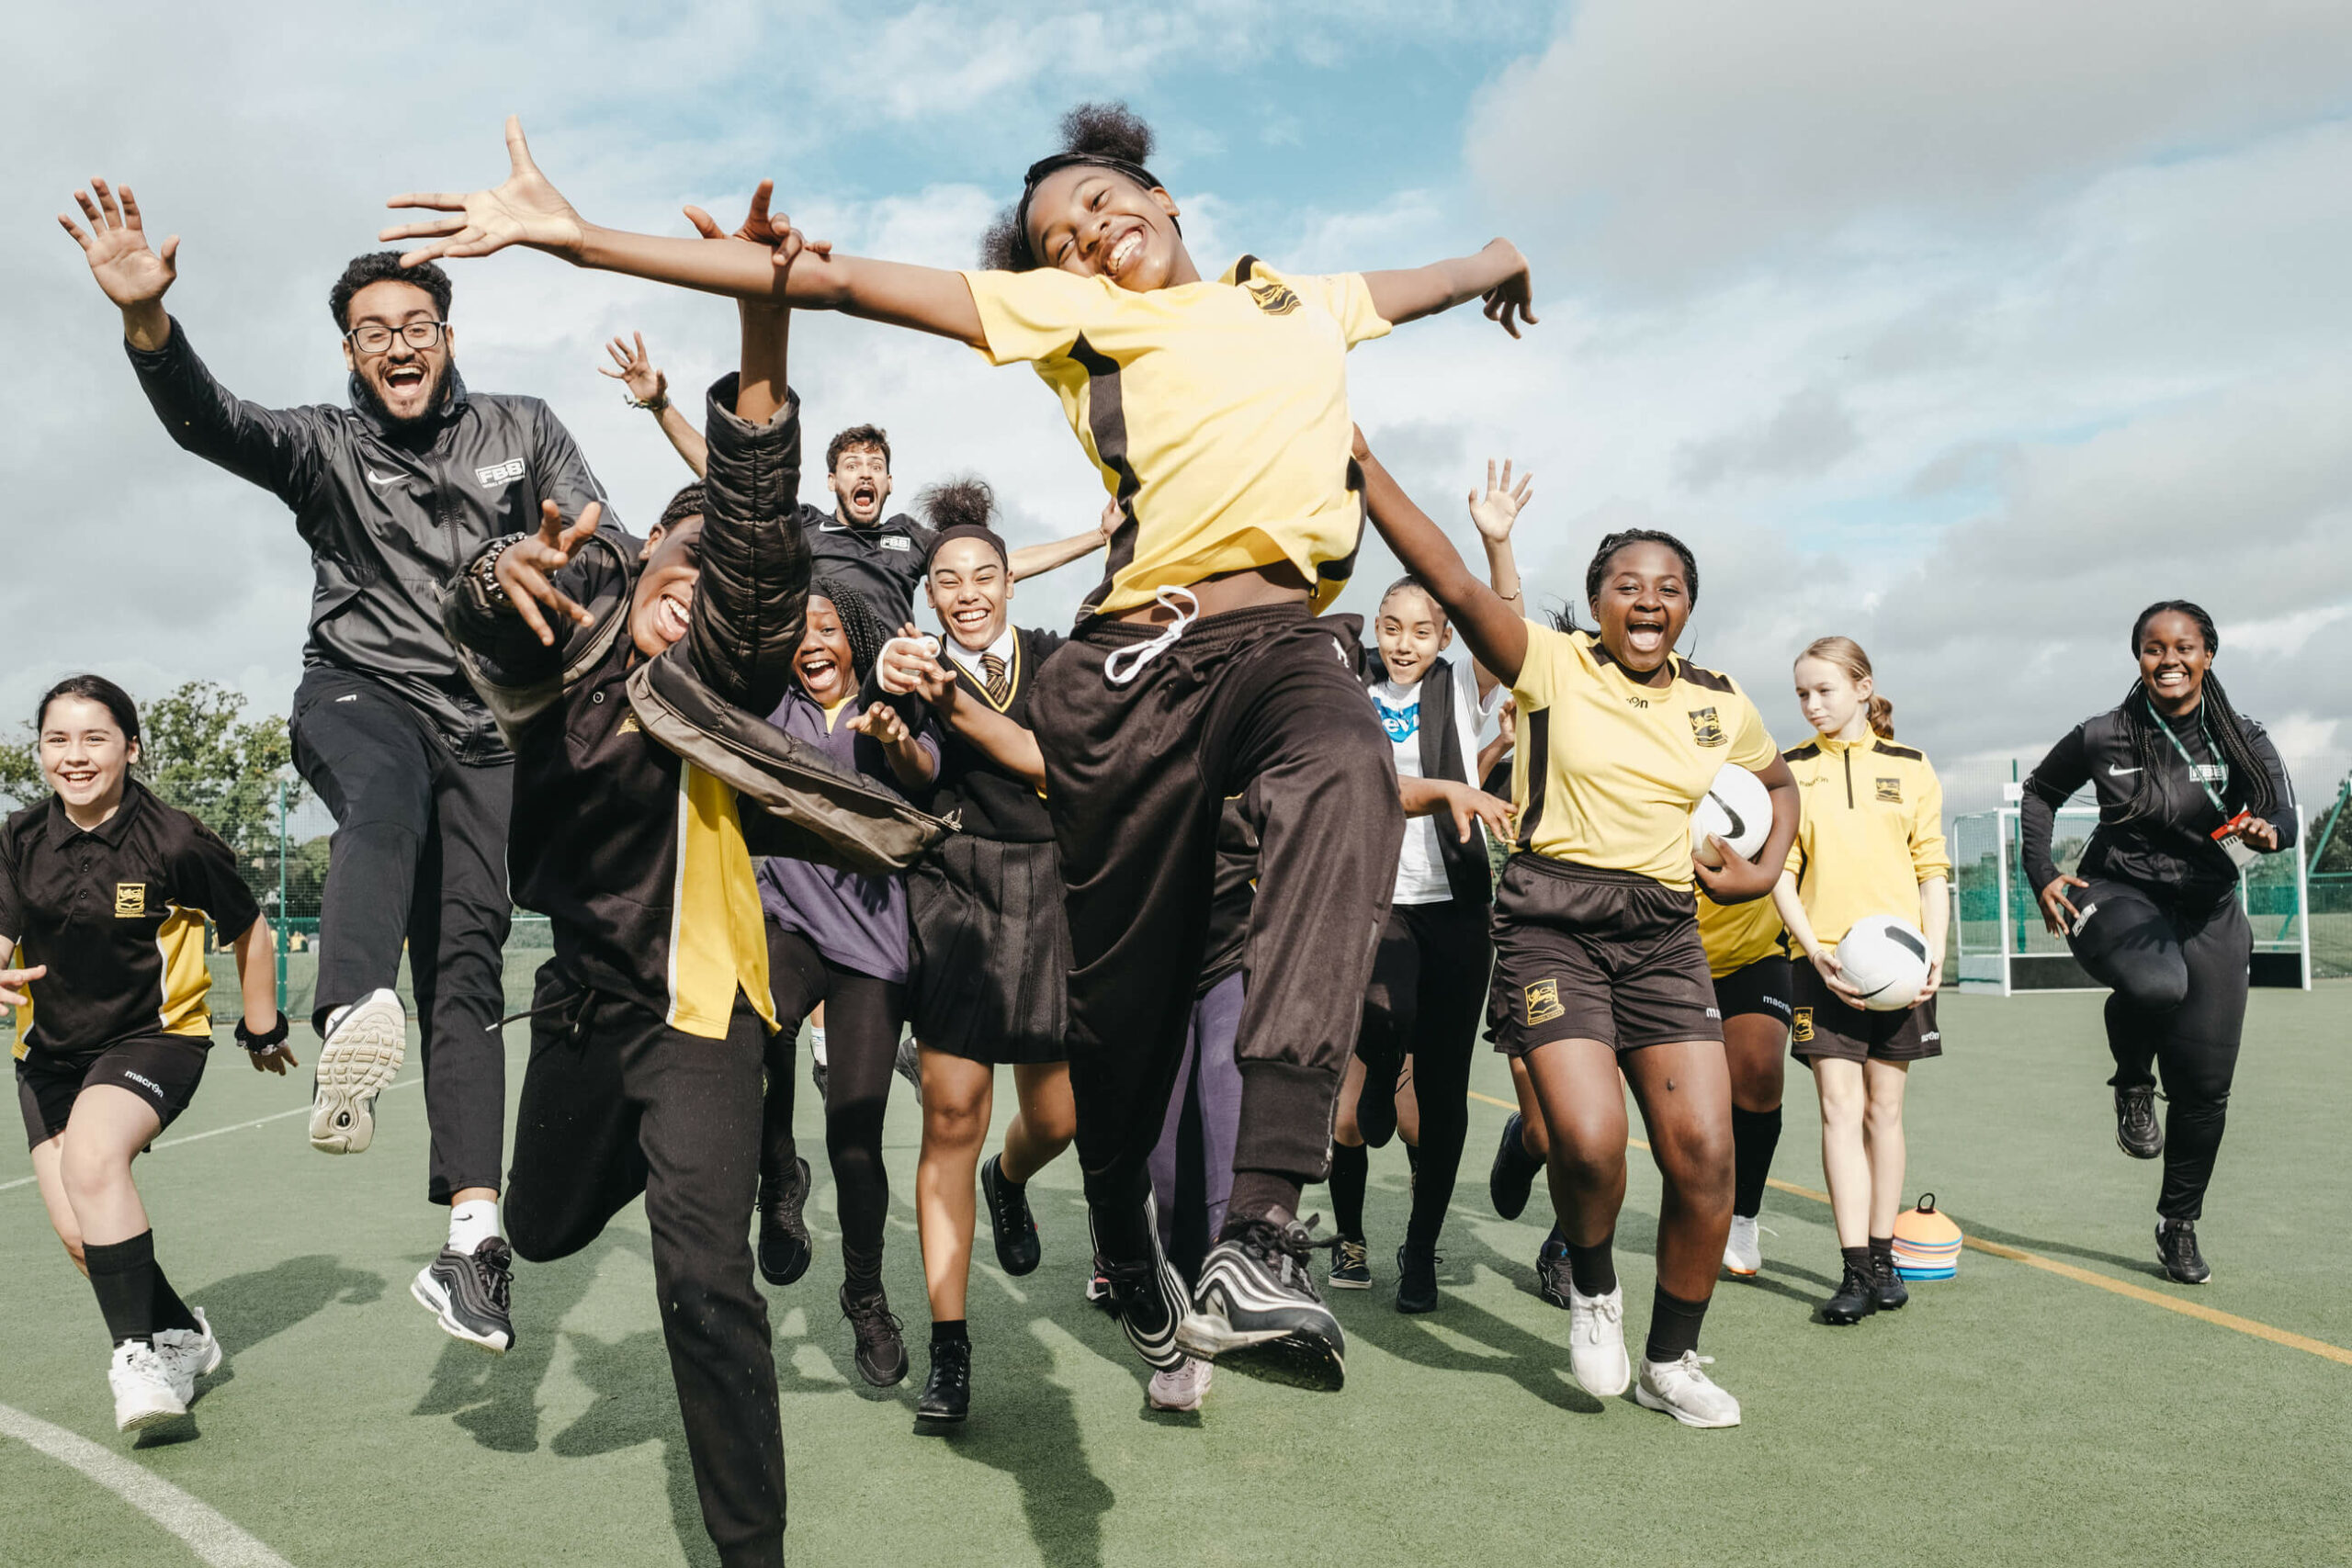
left=1891, top=1193, right=1962, bottom=1281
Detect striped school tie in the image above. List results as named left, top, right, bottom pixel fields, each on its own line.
left=980, top=651, right=1012, bottom=705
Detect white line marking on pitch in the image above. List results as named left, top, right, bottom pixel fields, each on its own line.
left=0, top=1402, right=294, bottom=1566
left=0, top=1078, right=425, bottom=1194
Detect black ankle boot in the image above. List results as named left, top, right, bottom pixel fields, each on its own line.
left=916, top=1337, right=970, bottom=1426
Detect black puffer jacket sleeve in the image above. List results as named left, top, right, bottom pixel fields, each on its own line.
left=677, top=373, right=809, bottom=716
left=443, top=535, right=629, bottom=734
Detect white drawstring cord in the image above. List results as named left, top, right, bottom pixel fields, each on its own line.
left=1102, top=586, right=1200, bottom=685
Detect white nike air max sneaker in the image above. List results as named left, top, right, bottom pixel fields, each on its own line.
left=1723, top=1214, right=1762, bottom=1278
left=1147, top=1356, right=1214, bottom=1412
left=1635, top=1351, right=1743, bottom=1427
left=151, top=1307, right=223, bottom=1403
left=311, top=988, right=406, bottom=1155
left=109, top=1341, right=186, bottom=1432
left=1566, top=1281, right=1632, bottom=1396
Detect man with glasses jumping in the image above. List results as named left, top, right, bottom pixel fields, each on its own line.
left=62, top=179, right=621, bottom=1353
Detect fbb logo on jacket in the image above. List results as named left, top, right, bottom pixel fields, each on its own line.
left=476, top=457, right=527, bottom=489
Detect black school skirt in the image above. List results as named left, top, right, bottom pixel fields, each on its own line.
left=907, top=834, right=1071, bottom=1066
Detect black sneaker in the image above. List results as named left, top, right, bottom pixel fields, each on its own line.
left=411, top=1237, right=514, bottom=1353
left=1823, top=1259, right=1878, bottom=1325
left=1535, top=1229, right=1572, bottom=1310
left=1177, top=1215, right=1346, bottom=1392
left=2115, top=1085, right=2164, bottom=1160
left=1395, top=1243, right=1439, bottom=1315
left=915, top=1337, right=970, bottom=1427
left=1328, top=1238, right=1372, bottom=1291
left=2156, top=1220, right=2211, bottom=1284
left=1488, top=1113, right=1543, bottom=1221
left=1084, top=1257, right=1114, bottom=1312
left=757, top=1156, right=813, bottom=1287
left=841, top=1283, right=909, bottom=1386
left=979, top=1155, right=1041, bottom=1277
left=1870, top=1252, right=1910, bottom=1311
left=1355, top=1056, right=1399, bottom=1150
left=894, top=1034, right=923, bottom=1106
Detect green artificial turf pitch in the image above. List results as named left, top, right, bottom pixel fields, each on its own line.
left=2, top=987, right=2346, bottom=1567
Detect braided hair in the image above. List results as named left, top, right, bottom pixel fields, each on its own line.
left=1549, top=528, right=1702, bottom=633
left=809, top=575, right=887, bottom=683
left=982, top=102, right=1174, bottom=272
left=656, top=482, right=707, bottom=536
left=2116, top=600, right=2275, bottom=821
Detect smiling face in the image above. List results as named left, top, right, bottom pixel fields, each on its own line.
left=40, top=694, right=137, bottom=818
left=1374, top=585, right=1451, bottom=687
left=2137, top=609, right=2211, bottom=714
left=1024, top=164, right=1196, bottom=291
left=795, top=595, right=855, bottom=707
left=828, top=444, right=892, bottom=529
left=925, top=536, right=1012, bottom=652
left=339, top=277, right=453, bottom=425
left=1588, top=541, right=1691, bottom=676
left=628, top=518, right=702, bottom=658
left=1792, top=655, right=1871, bottom=739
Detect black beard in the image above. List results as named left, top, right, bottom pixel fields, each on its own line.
left=355, top=358, right=455, bottom=434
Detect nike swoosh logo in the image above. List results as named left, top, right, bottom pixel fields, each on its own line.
left=2108, top=765, right=2142, bottom=775
left=365, top=468, right=403, bottom=488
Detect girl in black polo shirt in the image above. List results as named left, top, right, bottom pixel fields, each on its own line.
left=3, top=675, right=289, bottom=1433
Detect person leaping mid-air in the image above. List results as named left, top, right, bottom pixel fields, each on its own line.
left=381, top=101, right=1535, bottom=1393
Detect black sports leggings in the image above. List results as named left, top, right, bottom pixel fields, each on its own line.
left=764, top=922, right=907, bottom=1278
left=1357, top=897, right=1493, bottom=1251
left=2065, top=877, right=2249, bottom=1222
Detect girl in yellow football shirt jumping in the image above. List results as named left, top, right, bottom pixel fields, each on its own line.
left=384, top=103, right=1534, bottom=1393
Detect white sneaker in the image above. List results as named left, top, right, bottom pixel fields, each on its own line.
left=109, top=1341, right=187, bottom=1432
left=310, top=988, right=406, bottom=1155
left=151, top=1307, right=223, bottom=1402
left=1148, top=1356, right=1213, bottom=1412
left=1724, top=1215, right=1761, bottom=1277
left=1566, top=1281, right=1631, bottom=1396
left=1635, top=1350, right=1742, bottom=1428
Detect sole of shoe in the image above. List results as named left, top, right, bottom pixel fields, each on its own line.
left=913, top=1406, right=967, bottom=1428
left=1723, top=1258, right=1760, bottom=1279
left=1327, top=1273, right=1372, bottom=1292
left=310, top=993, right=406, bottom=1156
left=1571, top=1355, right=1632, bottom=1398
left=2116, top=1128, right=2163, bottom=1160
left=1396, top=1292, right=1438, bottom=1316
left=409, top=1269, right=512, bottom=1354
left=1634, top=1382, right=1741, bottom=1428
left=856, top=1355, right=910, bottom=1389
left=116, top=1397, right=188, bottom=1434
left=1175, top=1314, right=1347, bottom=1393
left=1821, top=1302, right=1877, bottom=1326
left=757, top=1240, right=812, bottom=1289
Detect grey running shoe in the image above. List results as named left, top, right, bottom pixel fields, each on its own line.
left=412, top=1237, right=514, bottom=1353
left=311, top=988, right=405, bottom=1155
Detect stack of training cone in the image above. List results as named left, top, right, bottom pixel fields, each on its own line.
left=1891, top=1193, right=1962, bottom=1281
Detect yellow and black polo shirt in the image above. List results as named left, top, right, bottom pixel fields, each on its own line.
left=960, top=257, right=1390, bottom=617
left=1507, top=625, right=1780, bottom=891
left=1782, top=734, right=1951, bottom=947
left=1698, top=879, right=1790, bottom=978
left=0, top=780, right=259, bottom=1062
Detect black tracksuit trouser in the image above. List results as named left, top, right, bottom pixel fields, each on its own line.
left=289, top=665, right=512, bottom=1202
left=2067, top=876, right=2250, bottom=1222
left=504, top=970, right=785, bottom=1568
left=1359, top=896, right=1493, bottom=1250
left=1028, top=604, right=1403, bottom=1256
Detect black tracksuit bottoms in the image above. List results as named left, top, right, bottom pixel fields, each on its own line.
left=1027, top=603, right=1403, bottom=1256
left=288, top=665, right=512, bottom=1202
left=503, top=970, right=785, bottom=1568
left=1360, top=897, right=1493, bottom=1250
left=2066, top=876, right=2250, bottom=1221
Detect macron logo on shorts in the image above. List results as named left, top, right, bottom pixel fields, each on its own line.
left=1704, top=1007, right=1722, bottom=1021
left=476, top=457, right=527, bottom=490
left=122, top=1070, right=164, bottom=1100
left=1765, top=996, right=1792, bottom=1018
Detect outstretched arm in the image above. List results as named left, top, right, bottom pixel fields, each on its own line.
left=1361, top=239, right=1536, bottom=336
left=1353, top=431, right=1528, bottom=684
left=602, top=333, right=708, bottom=479
left=877, top=637, right=1048, bottom=791
left=1009, top=499, right=1116, bottom=581
left=382, top=125, right=984, bottom=344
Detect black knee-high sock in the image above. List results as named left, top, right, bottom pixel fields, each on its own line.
left=1730, top=1105, right=1782, bottom=1219
left=1564, top=1232, right=1617, bottom=1296
left=84, top=1231, right=198, bottom=1345
left=1644, top=1284, right=1709, bottom=1363
left=1328, top=1143, right=1369, bottom=1242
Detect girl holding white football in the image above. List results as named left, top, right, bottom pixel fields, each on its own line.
left=1770, top=637, right=1950, bottom=1326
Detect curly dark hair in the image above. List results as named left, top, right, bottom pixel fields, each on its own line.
left=918, top=477, right=995, bottom=532
left=826, top=423, right=891, bottom=474
left=330, top=251, right=452, bottom=332
left=808, top=576, right=886, bottom=683
left=2114, top=600, right=2278, bottom=821
left=982, top=101, right=1170, bottom=271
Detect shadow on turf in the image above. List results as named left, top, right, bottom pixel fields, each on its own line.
left=553, top=1327, right=722, bottom=1568
left=182, top=1253, right=387, bottom=1404
left=413, top=1232, right=634, bottom=1452
left=1959, top=1215, right=2171, bottom=1281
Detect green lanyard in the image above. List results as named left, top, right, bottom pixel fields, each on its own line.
left=2144, top=699, right=2229, bottom=815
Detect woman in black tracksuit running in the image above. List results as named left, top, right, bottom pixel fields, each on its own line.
left=2022, top=600, right=2295, bottom=1286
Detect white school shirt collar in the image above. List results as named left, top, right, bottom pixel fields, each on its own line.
left=944, top=624, right=1018, bottom=680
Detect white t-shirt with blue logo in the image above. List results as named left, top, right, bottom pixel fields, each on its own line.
left=1372, top=658, right=1500, bottom=906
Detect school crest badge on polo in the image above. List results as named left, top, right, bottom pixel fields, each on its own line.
left=1687, top=707, right=1726, bottom=747
left=114, top=883, right=147, bottom=918
left=1791, top=1007, right=1815, bottom=1044
left=1524, top=979, right=1564, bottom=1026
left=1246, top=278, right=1302, bottom=317
left=1876, top=777, right=1903, bottom=804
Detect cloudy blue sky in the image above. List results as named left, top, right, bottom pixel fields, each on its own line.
left=6, top=0, right=2348, bottom=816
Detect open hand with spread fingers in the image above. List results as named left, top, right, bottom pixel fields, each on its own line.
left=60, top=178, right=178, bottom=310
left=382, top=116, right=588, bottom=266
left=1468, top=458, right=1533, bottom=545
left=599, top=333, right=667, bottom=406
left=497, top=498, right=605, bottom=646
